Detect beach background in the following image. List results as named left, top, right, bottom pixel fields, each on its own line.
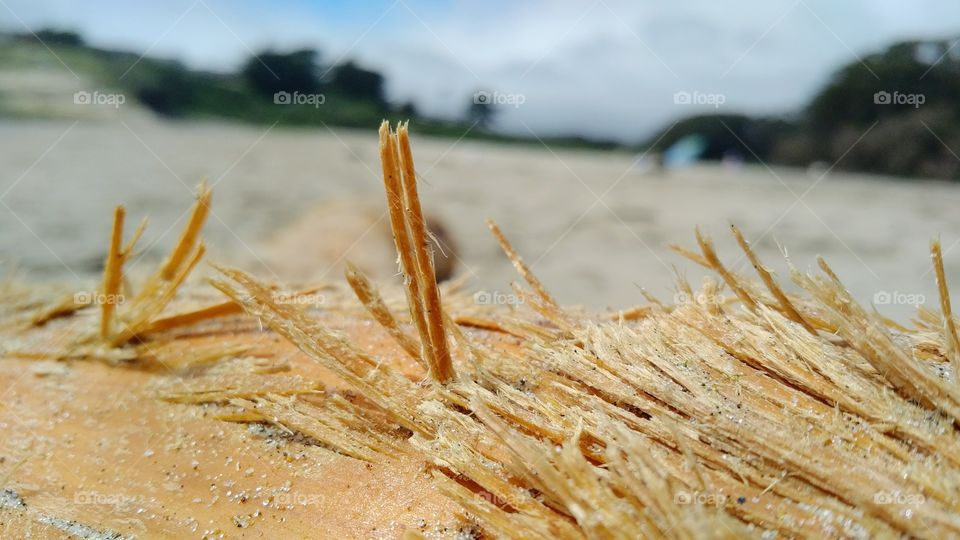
left=4, top=112, right=959, bottom=320
left=3, top=1, right=960, bottom=321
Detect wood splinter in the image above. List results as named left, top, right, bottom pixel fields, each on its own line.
left=100, top=205, right=147, bottom=339
left=344, top=261, right=422, bottom=361
left=378, top=120, right=454, bottom=383
left=485, top=219, right=558, bottom=308
left=932, top=238, right=960, bottom=377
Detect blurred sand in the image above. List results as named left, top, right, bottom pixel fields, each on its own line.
left=260, top=198, right=457, bottom=283
left=2, top=116, right=960, bottom=319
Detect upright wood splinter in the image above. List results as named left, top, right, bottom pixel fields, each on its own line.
left=378, top=121, right=454, bottom=383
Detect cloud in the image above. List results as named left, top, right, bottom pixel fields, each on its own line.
left=5, top=0, right=960, bottom=141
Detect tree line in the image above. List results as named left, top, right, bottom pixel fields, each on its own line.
left=647, top=37, right=960, bottom=180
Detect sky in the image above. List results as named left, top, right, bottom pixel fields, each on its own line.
left=3, top=0, right=959, bottom=141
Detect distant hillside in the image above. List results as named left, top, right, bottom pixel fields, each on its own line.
left=645, top=37, right=960, bottom=180
left=0, top=30, right=619, bottom=151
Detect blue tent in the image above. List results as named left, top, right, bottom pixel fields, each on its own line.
left=662, top=134, right=708, bottom=168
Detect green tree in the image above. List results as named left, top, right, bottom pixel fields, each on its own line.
left=328, top=61, right=386, bottom=109
left=242, top=49, right=322, bottom=98
left=30, top=29, right=84, bottom=46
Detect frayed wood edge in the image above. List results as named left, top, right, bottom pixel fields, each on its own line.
left=345, top=261, right=422, bottom=361
left=730, top=224, right=817, bottom=335
left=210, top=263, right=432, bottom=437
left=108, top=181, right=212, bottom=346
left=485, top=218, right=557, bottom=308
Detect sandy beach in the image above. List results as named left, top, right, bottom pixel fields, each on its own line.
left=2, top=116, right=959, bottom=319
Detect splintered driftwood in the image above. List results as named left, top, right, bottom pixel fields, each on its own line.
left=2, top=121, right=960, bottom=539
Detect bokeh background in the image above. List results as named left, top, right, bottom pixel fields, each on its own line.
left=2, top=0, right=960, bottom=317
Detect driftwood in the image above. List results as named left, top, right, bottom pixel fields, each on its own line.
left=1, top=121, right=958, bottom=539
